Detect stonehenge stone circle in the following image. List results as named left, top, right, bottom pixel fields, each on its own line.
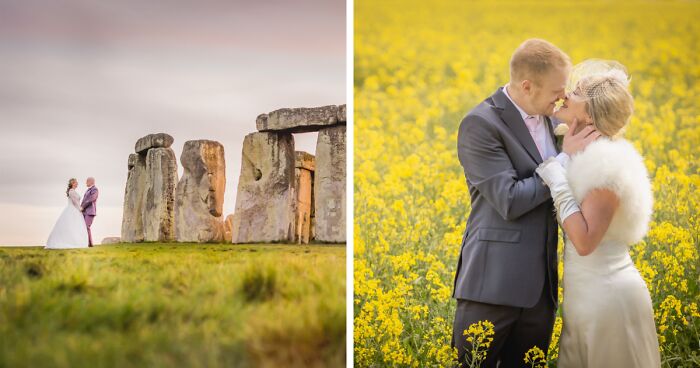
left=314, top=125, right=346, bottom=243
left=175, top=140, right=226, bottom=243
left=121, top=133, right=178, bottom=243
left=121, top=104, right=346, bottom=245
left=231, top=132, right=296, bottom=243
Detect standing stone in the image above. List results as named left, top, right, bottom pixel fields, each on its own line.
left=224, top=214, right=234, bottom=243
left=294, top=151, right=315, bottom=244
left=121, top=153, right=147, bottom=242
left=175, top=140, right=226, bottom=243
left=143, top=147, right=178, bottom=242
left=232, top=132, right=296, bottom=243
left=314, top=125, right=346, bottom=242
left=256, top=105, right=340, bottom=133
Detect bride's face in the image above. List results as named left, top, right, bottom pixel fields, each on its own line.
left=71, top=180, right=78, bottom=189
left=553, top=92, right=592, bottom=128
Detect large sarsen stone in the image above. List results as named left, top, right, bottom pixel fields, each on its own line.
left=256, top=105, right=341, bottom=133
left=121, top=153, right=147, bottom=242
left=231, top=132, right=296, bottom=243
left=314, top=125, right=346, bottom=243
left=135, top=133, right=174, bottom=154
left=175, top=140, right=226, bottom=243
left=294, top=151, right=315, bottom=244
left=143, top=147, right=178, bottom=242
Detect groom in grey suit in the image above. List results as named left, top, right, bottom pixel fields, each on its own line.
left=451, top=39, right=596, bottom=367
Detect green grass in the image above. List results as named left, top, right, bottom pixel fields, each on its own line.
left=0, top=243, right=346, bottom=368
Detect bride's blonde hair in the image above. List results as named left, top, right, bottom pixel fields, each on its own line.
left=568, top=59, right=634, bottom=139
left=66, top=178, right=77, bottom=197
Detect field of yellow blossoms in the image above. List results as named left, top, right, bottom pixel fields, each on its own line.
left=353, top=1, right=699, bottom=366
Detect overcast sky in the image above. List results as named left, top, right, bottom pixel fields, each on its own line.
left=0, top=0, right=346, bottom=245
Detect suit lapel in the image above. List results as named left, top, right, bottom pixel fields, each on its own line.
left=492, top=88, right=543, bottom=164
left=545, top=116, right=560, bottom=154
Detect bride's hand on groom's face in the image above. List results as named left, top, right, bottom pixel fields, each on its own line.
left=563, top=118, right=601, bottom=156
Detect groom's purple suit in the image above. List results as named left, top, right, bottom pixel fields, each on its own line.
left=81, top=186, right=98, bottom=247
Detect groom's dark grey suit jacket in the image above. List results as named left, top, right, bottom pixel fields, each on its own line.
left=453, top=87, right=560, bottom=309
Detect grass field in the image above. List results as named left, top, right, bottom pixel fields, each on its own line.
left=0, top=243, right=346, bottom=368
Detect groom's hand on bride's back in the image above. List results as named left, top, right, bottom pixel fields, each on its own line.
left=563, top=118, right=601, bottom=156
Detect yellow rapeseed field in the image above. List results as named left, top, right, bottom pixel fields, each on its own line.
left=354, top=1, right=700, bottom=366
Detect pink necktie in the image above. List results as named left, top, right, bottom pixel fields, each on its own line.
left=524, top=115, right=544, bottom=158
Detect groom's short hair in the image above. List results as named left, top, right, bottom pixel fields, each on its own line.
left=510, top=39, right=571, bottom=85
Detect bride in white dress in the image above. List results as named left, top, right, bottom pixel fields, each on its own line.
left=46, top=178, right=89, bottom=249
left=536, top=60, right=660, bottom=367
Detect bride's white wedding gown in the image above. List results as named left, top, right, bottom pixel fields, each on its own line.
left=46, top=188, right=89, bottom=249
left=558, top=138, right=660, bottom=367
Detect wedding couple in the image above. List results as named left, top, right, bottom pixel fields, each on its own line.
left=46, top=177, right=99, bottom=249
left=452, top=39, right=660, bottom=367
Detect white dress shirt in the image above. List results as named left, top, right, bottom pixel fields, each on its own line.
left=503, top=85, right=569, bottom=167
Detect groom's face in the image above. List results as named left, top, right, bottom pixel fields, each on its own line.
left=529, top=67, right=569, bottom=116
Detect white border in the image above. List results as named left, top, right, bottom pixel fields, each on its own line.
left=346, top=0, right=354, bottom=365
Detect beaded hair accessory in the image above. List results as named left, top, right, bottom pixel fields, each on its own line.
left=567, top=59, right=631, bottom=100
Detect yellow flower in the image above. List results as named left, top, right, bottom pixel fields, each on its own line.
left=524, top=346, right=547, bottom=368
left=462, top=321, right=495, bottom=366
